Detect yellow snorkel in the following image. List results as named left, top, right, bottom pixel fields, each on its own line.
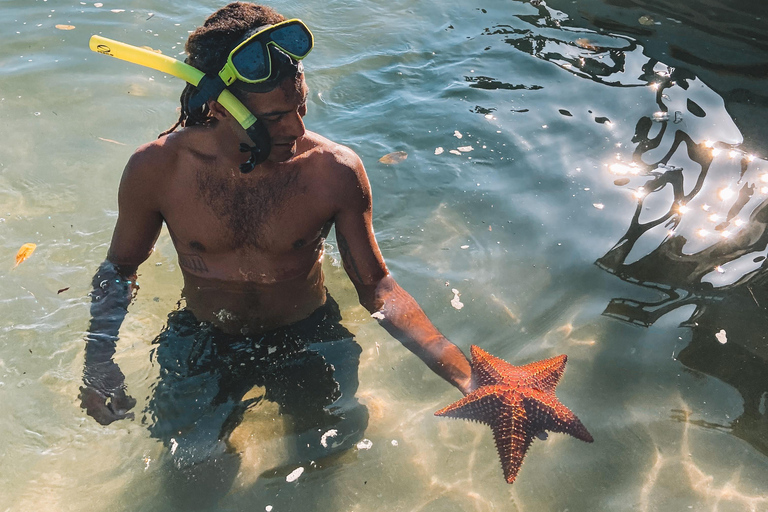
left=89, top=35, right=269, bottom=172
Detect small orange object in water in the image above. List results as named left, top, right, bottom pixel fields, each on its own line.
left=378, top=151, right=408, bottom=164
left=14, top=243, right=36, bottom=267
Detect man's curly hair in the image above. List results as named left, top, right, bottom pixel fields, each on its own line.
left=160, top=2, right=285, bottom=136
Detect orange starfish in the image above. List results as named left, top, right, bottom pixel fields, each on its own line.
left=435, top=345, right=593, bottom=484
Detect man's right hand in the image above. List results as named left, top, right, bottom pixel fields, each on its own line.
left=79, top=385, right=136, bottom=425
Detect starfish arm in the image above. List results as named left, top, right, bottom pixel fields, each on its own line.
left=434, top=385, right=508, bottom=426
left=491, top=401, right=534, bottom=484
left=522, top=388, right=594, bottom=443
left=470, top=345, right=525, bottom=386
left=517, top=354, right=567, bottom=393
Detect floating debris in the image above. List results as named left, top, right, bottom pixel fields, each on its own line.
left=356, top=439, right=373, bottom=450
left=371, top=311, right=385, bottom=320
left=457, top=146, right=473, bottom=153
left=391, top=440, right=399, bottom=446
left=57, top=287, right=70, bottom=294
left=460, top=245, right=469, bottom=249
left=593, top=203, right=605, bottom=210
left=320, top=429, right=338, bottom=448
left=449, top=149, right=461, bottom=156
left=453, top=130, right=463, bottom=139
left=451, top=288, right=464, bottom=310
left=286, top=467, right=304, bottom=482
left=379, top=151, right=408, bottom=164
left=14, top=243, right=36, bottom=267
left=614, top=178, right=630, bottom=186
left=715, top=329, right=727, bottom=344
left=638, top=15, right=654, bottom=26
left=97, top=137, right=126, bottom=145
left=55, top=24, right=76, bottom=30
left=435, top=147, right=444, bottom=155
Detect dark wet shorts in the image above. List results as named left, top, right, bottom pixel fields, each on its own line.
left=144, top=296, right=368, bottom=468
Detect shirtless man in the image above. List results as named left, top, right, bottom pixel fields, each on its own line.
left=79, top=2, right=472, bottom=468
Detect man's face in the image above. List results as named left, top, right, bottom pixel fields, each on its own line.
left=240, top=74, right=309, bottom=163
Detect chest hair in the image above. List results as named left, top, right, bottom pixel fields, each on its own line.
left=195, top=165, right=301, bottom=249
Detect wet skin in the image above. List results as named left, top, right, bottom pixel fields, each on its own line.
left=82, top=74, right=473, bottom=423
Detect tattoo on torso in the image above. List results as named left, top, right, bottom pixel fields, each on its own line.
left=178, top=252, right=209, bottom=273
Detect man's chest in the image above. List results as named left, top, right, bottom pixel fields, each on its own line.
left=161, top=165, right=335, bottom=255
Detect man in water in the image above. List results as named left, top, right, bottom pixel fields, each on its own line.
left=79, top=1, right=472, bottom=472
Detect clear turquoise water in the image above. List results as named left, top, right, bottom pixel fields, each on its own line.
left=1, top=0, right=767, bottom=510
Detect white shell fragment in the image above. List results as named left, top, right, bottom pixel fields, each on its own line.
left=286, top=466, right=304, bottom=482
left=356, top=439, right=373, bottom=450
left=715, top=329, right=727, bottom=344
left=450, top=288, right=464, bottom=310
left=320, top=429, right=338, bottom=448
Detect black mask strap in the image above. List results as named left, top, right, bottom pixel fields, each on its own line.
left=188, top=74, right=228, bottom=111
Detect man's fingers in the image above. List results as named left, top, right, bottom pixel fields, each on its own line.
left=79, top=386, right=135, bottom=425
left=112, top=389, right=137, bottom=412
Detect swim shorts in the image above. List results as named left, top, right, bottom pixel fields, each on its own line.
left=144, top=295, right=369, bottom=468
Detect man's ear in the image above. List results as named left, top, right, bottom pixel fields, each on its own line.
left=207, top=99, right=229, bottom=120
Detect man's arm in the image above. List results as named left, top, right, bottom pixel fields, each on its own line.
left=80, top=143, right=165, bottom=424
left=332, top=149, right=473, bottom=395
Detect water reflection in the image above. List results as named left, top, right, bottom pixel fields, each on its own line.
left=594, top=85, right=768, bottom=456
left=478, top=0, right=768, bottom=458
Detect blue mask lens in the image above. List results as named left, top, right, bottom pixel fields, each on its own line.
left=231, top=40, right=270, bottom=81
left=230, top=22, right=312, bottom=82
left=269, top=24, right=312, bottom=56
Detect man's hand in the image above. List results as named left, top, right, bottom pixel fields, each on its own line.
left=79, top=385, right=136, bottom=425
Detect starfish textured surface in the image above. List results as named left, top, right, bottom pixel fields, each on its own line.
left=435, top=345, right=593, bottom=484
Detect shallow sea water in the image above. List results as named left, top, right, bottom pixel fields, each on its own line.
left=1, top=0, right=768, bottom=510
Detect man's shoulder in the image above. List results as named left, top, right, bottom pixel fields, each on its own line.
left=302, top=131, right=365, bottom=178
left=301, top=132, right=371, bottom=209
left=126, top=133, right=183, bottom=174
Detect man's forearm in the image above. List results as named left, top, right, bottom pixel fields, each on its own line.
left=83, top=260, right=136, bottom=394
left=361, top=275, right=473, bottom=394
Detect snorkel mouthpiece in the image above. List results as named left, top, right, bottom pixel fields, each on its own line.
left=239, top=121, right=272, bottom=172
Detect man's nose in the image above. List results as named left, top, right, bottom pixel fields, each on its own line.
left=286, top=111, right=305, bottom=139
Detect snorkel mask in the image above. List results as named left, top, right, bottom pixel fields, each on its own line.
left=89, top=18, right=313, bottom=173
